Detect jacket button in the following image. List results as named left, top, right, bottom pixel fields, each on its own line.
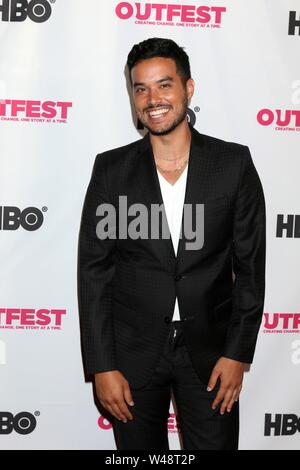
left=174, top=274, right=185, bottom=281
left=164, top=316, right=171, bottom=324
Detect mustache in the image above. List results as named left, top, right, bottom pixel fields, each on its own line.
left=144, top=104, right=172, bottom=112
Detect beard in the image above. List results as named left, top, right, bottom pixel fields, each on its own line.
left=138, top=96, right=189, bottom=136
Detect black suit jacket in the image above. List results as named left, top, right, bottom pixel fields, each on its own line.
left=78, top=124, right=266, bottom=389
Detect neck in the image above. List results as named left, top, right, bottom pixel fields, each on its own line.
left=149, top=120, right=191, bottom=160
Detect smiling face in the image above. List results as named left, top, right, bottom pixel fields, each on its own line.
left=131, top=57, right=194, bottom=136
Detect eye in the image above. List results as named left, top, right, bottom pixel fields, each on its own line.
left=160, top=83, right=171, bottom=88
left=135, top=87, right=145, bottom=93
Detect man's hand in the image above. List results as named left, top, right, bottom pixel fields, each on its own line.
left=207, top=357, right=245, bottom=415
left=95, top=370, right=134, bottom=423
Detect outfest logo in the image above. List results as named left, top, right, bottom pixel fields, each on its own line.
left=257, top=109, right=300, bottom=132
left=0, top=99, right=73, bottom=124
left=0, top=308, right=67, bottom=331
left=98, top=412, right=180, bottom=432
left=263, top=313, right=300, bottom=334
left=257, top=81, right=300, bottom=132
left=115, top=2, right=227, bottom=28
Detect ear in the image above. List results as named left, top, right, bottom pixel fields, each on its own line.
left=186, top=78, right=195, bottom=101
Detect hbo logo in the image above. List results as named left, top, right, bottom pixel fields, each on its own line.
left=0, top=0, right=52, bottom=23
left=0, top=206, right=44, bottom=231
left=0, top=412, right=37, bottom=435
left=265, top=414, right=300, bottom=436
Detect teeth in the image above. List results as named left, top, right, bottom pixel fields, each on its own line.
left=148, top=108, right=169, bottom=117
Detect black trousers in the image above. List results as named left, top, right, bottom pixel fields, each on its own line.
left=112, top=321, right=239, bottom=450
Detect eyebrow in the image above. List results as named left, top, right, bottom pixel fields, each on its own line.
left=133, top=76, right=174, bottom=88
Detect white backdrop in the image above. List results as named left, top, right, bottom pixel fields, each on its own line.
left=0, top=0, right=300, bottom=450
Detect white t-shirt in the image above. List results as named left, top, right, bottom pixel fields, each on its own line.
left=157, top=164, right=188, bottom=321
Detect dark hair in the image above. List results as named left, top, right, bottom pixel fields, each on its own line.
left=127, top=37, right=191, bottom=86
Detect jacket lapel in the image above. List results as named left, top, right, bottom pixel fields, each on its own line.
left=134, top=131, right=176, bottom=269
left=176, top=125, right=209, bottom=265
left=134, top=123, right=210, bottom=272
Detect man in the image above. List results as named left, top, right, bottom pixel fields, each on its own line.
left=78, top=38, right=266, bottom=450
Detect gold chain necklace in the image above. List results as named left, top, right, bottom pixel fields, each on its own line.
left=156, top=158, right=189, bottom=173
left=155, top=151, right=189, bottom=173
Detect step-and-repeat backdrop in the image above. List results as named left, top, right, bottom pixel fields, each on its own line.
left=1, top=0, right=299, bottom=450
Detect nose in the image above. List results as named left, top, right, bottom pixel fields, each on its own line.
left=147, top=88, right=162, bottom=107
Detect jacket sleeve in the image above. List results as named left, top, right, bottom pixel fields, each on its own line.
left=222, top=147, right=266, bottom=364
left=78, top=154, right=117, bottom=375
